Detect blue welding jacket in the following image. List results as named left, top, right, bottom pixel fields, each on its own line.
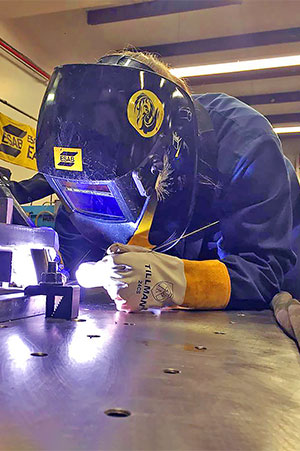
left=44, top=92, right=300, bottom=309
left=167, top=92, right=300, bottom=309
left=57, top=94, right=300, bottom=309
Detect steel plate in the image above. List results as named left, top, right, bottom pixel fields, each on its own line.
left=0, top=297, right=299, bottom=450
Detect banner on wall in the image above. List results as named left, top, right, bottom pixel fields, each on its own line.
left=0, top=112, right=37, bottom=171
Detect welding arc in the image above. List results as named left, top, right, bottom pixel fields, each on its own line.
left=151, top=220, right=220, bottom=253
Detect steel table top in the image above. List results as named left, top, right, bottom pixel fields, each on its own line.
left=0, top=297, right=299, bottom=451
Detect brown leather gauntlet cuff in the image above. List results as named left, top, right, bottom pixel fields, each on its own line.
left=182, top=260, right=231, bottom=309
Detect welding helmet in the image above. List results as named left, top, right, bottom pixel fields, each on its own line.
left=36, top=56, right=199, bottom=251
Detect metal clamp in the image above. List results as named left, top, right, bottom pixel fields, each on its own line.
left=25, top=262, right=80, bottom=320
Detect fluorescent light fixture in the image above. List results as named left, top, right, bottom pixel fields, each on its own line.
left=170, top=55, right=300, bottom=78
left=274, top=126, right=300, bottom=134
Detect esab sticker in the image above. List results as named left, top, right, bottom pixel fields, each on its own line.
left=54, top=147, right=83, bottom=172
left=127, top=90, right=164, bottom=138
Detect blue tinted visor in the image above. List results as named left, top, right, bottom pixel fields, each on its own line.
left=47, top=172, right=149, bottom=224
left=61, top=181, right=125, bottom=220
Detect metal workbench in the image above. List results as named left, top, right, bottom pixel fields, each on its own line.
left=0, top=294, right=299, bottom=451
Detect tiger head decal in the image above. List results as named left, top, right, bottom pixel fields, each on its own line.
left=127, top=90, right=164, bottom=138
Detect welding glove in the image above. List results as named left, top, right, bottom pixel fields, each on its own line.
left=271, top=292, right=300, bottom=345
left=77, top=243, right=231, bottom=312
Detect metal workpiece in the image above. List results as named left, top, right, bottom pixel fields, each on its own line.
left=0, top=223, right=59, bottom=287
left=0, top=197, right=13, bottom=224
left=0, top=303, right=299, bottom=451
left=0, top=288, right=45, bottom=322
left=0, top=178, right=59, bottom=288
left=0, top=178, right=34, bottom=227
left=0, top=222, right=59, bottom=250
left=0, top=250, right=12, bottom=282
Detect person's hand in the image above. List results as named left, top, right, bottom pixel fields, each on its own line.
left=103, top=243, right=187, bottom=312
left=76, top=242, right=231, bottom=311
left=76, top=243, right=186, bottom=312
left=271, top=292, right=300, bottom=345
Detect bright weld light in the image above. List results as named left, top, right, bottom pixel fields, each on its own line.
left=274, top=126, right=300, bottom=134
left=11, top=247, right=37, bottom=287
left=68, top=318, right=104, bottom=364
left=7, top=335, right=31, bottom=370
left=170, top=55, right=300, bottom=78
left=76, top=262, right=100, bottom=288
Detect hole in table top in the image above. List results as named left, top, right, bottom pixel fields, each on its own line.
left=104, top=408, right=131, bottom=418
left=31, top=352, right=48, bottom=357
left=195, top=346, right=207, bottom=351
left=123, top=322, right=135, bottom=326
left=163, top=368, right=181, bottom=374
left=87, top=334, right=101, bottom=339
left=214, top=331, right=226, bottom=335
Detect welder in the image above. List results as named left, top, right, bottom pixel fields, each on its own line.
left=23, top=51, right=300, bottom=313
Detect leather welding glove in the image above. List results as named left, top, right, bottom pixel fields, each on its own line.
left=271, top=292, right=300, bottom=345
left=84, top=242, right=231, bottom=312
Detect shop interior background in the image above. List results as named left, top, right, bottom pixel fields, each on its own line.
left=1, top=0, right=300, bottom=208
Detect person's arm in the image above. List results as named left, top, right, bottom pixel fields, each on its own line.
left=217, top=133, right=296, bottom=309
left=7, top=173, right=54, bottom=204
left=76, top=133, right=295, bottom=312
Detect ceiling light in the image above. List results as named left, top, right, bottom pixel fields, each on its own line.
left=274, top=126, right=300, bottom=134
left=170, top=55, right=300, bottom=78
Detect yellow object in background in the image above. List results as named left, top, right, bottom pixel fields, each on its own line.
left=0, top=112, right=37, bottom=171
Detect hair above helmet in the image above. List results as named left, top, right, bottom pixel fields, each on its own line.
left=97, top=49, right=191, bottom=94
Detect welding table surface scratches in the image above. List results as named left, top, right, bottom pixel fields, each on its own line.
left=0, top=305, right=299, bottom=451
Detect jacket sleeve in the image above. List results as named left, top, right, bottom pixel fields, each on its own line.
left=8, top=173, right=54, bottom=204
left=218, top=133, right=296, bottom=309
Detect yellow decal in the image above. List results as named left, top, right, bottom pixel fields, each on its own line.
left=0, top=112, right=37, bottom=170
left=127, top=90, right=164, bottom=138
left=54, top=147, right=83, bottom=171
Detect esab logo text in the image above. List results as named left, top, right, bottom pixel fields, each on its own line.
left=54, top=147, right=83, bottom=172
left=0, top=113, right=37, bottom=170
left=0, top=124, right=27, bottom=157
